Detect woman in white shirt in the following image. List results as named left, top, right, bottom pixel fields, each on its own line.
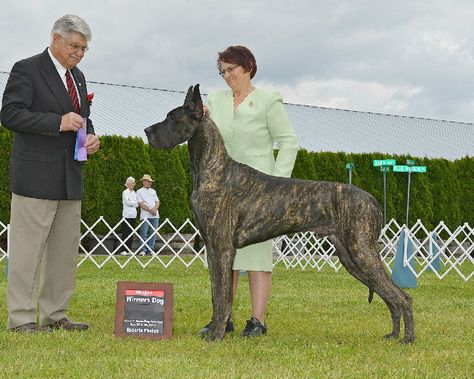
left=121, top=177, right=138, bottom=255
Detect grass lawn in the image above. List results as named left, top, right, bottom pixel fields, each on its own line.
left=0, top=259, right=472, bottom=378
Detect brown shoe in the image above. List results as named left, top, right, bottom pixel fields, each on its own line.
left=48, top=317, right=89, bottom=331
left=9, top=322, right=39, bottom=333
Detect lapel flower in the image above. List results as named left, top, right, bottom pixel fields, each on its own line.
left=86, top=92, right=94, bottom=106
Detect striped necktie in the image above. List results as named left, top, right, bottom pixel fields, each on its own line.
left=65, top=70, right=80, bottom=114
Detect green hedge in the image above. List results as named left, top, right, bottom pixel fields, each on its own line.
left=0, top=127, right=472, bottom=231
left=80, top=135, right=192, bottom=233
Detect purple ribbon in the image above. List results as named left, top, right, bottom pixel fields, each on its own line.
left=74, top=118, right=88, bottom=161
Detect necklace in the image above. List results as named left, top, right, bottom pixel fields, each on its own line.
left=233, top=85, right=255, bottom=109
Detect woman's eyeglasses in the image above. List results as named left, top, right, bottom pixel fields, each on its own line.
left=219, top=64, right=239, bottom=77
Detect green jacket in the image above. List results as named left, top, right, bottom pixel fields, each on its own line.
left=208, top=88, right=299, bottom=178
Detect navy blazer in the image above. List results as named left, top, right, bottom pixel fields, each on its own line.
left=0, top=48, right=95, bottom=200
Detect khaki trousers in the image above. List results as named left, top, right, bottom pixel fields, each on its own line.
left=7, top=194, right=81, bottom=329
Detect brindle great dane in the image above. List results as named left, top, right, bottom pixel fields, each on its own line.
left=144, top=85, right=415, bottom=343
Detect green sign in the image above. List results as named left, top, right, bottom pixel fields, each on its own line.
left=346, top=162, right=355, bottom=170
left=393, top=165, right=427, bottom=173
left=373, top=159, right=396, bottom=167
left=411, top=166, right=427, bottom=173
left=393, top=165, right=409, bottom=172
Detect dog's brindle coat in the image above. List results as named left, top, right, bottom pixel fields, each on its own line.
left=145, top=85, right=415, bottom=343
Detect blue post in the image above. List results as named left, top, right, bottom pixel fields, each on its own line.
left=392, top=229, right=417, bottom=288
left=428, top=232, right=441, bottom=272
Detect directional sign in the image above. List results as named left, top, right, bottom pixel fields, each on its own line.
left=345, top=162, right=355, bottom=170
left=410, top=166, right=427, bottom=173
left=373, top=159, right=396, bottom=167
left=393, top=165, right=410, bottom=172
left=393, top=165, right=427, bottom=173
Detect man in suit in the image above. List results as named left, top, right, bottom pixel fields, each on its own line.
left=0, top=14, right=100, bottom=332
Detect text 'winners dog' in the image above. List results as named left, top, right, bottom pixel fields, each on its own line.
left=145, top=85, right=415, bottom=343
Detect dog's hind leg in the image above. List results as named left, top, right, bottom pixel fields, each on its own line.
left=330, top=235, right=414, bottom=343
left=377, top=274, right=415, bottom=344
left=352, top=239, right=414, bottom=343
left=366, top=270, right=414, bottom=343
left=329, top=235, right=382, bottom=306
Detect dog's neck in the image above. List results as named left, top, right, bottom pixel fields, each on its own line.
left=188, top=115, right=231, bottom=187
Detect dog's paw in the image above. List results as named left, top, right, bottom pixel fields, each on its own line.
left=204, top=332, right=225, bottom=342
left=399, top=336, right=415, bottom=344
left=382, top=332, right=399, bottom=340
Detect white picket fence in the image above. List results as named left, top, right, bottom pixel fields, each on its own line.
left=0, top=218, right=472, bottom=281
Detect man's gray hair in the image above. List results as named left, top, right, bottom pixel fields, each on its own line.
left=51, top=14, right=92, bottom=42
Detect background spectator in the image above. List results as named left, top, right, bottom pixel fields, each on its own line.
left=121, top=176, right=138, bottom=255
left=136, top=174, right=160, bottom=256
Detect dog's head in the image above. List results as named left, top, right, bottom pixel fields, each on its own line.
left=145, top=84, right=204, bottom=149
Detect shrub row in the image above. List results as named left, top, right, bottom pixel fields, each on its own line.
left=292, top=150, right=473, bottom=230
left=0, top=128, right=472, bottom=232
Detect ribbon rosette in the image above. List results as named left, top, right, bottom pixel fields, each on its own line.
left=74, top=118, right=88, bottom=161
left=86, top=92, right=94, bottom=106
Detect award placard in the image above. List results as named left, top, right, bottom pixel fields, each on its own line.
left=114, top=281, right=173, bottom=339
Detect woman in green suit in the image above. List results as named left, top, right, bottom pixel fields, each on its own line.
left=202, top=45, right=299, bottom=337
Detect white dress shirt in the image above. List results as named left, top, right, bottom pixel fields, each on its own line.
left=122, top=189, right=138, bottom=218
left=47, top=48, right=81, bottom=104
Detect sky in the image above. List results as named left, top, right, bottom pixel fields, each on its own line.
left=1, top=0, right=474, bottom=123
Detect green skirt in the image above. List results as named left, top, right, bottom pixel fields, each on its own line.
left=203, top=239, right=273, bottom=273
left=232, top=240, right=273, bottom=272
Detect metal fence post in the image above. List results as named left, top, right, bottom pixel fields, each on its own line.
left=345, top=162, right=354, bottom=185
left=4, top=224, right=9, bottom=278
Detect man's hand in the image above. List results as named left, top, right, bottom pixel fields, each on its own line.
left=85, top=134, right=100, bottom=155
left=60, top=112, right=84, bottom=132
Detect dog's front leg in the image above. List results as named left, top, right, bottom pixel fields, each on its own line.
left=205, top=239, right=235, bottom=341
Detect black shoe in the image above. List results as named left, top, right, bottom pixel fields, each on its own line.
left=46, top=317, right=89, bottom=331
left=9, top=322, right=39, bottom=333
left=9, top=322, right=52, bottom=333
left=199, top=319, right=234, bottom=337
left=241, top=316, right=267, bottom=337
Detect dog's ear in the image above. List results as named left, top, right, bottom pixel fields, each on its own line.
left=192, top=84, right=202, bottom=104
left=190, top=84, right=203, bottom=120
left=183, top=86, right=194, bottom=106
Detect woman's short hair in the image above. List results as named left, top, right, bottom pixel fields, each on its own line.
left=218, top=45, right=257, bottom=79
left=51, top=14, right=92, bottom=42
left=125, top=177, right=135, bottom=187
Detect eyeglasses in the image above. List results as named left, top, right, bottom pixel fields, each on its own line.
left=63, top=39, right=89, bottom=53
left=219, top=64, right=239, bottom=77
